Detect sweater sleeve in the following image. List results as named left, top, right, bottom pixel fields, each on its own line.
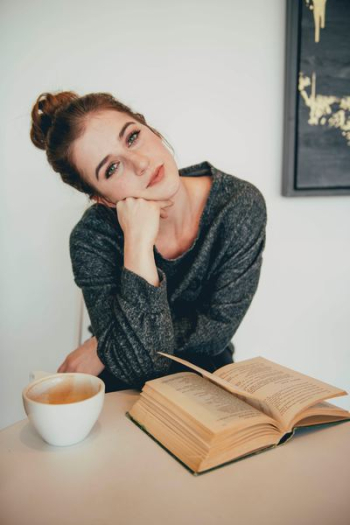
left=69, top=210, right=175, bottom=388
left=172, top=186, right=267, bottom=357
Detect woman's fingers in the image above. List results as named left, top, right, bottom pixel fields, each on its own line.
left=157, top=199, right=173, bottom=219
left=57, top=361, right=66, bottom=373
left=159, top=199, right=174, bottom=208
left=159, top=200, right=173, bottom=219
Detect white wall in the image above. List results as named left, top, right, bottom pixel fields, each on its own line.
left=1, top=0, right=349, bottom=429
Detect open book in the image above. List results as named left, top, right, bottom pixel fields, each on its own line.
left=127, top=354, right=350, bottom=474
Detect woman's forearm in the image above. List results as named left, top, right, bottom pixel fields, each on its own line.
left=123, top=237, right=160, bottom=287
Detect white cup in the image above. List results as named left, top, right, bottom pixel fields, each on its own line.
left=22, top=373, right=105, bottom=446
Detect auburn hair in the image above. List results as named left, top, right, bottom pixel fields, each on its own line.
left=30, top=91, right=173, bottom=197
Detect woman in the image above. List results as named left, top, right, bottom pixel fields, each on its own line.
left=30, top=91, right=267, bottom=392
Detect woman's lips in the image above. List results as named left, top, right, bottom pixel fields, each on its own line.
left=147, top=165, right=164, bottom=187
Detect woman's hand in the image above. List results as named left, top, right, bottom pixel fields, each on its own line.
left=57, top=336, right=105, bottom=376
left=116, top=197, right=174, bottom=247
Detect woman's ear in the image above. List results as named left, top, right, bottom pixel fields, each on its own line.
left=90, top=195, right=116, bottom=208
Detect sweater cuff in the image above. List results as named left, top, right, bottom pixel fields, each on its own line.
left=119, top=266, right=168, bottom=311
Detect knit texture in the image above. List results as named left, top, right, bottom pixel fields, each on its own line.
left=69, top=161, right=267, bottom=388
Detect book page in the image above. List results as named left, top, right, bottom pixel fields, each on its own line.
left=145, top=372, right=278, bottom=434
left=157, top=352, right=259, bottom=402
left=288, top=401, right=350, bottom=428
left=214, top=357, right=347, bottom=429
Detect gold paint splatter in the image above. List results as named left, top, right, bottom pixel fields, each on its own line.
left=305, top=0, right=327, bottom=43
left=298, top=72, right=350, bottom=146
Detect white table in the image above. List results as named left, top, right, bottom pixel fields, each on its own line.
left=1, top=390, right=350, bottom=525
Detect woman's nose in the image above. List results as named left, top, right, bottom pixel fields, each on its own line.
left=129, top=152, right=149, bottom=176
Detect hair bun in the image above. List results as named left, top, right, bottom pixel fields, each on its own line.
left=30, top=91, right=78, bottom=150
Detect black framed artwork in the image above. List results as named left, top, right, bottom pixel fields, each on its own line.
left=282, top=0, right=350, bottom=196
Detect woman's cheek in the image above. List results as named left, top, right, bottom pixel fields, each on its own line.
left=109, top=179, right=131, bottom=201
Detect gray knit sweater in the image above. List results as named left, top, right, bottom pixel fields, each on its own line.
left=69, top=161, right=267, bottom=387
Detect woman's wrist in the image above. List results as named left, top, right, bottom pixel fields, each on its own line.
left=124, top=239, right=159, bottom=286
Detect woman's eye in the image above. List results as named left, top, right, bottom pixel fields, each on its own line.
left=106, top=162, right=119, bottom=179
left=127, top=130, right=140, bottom=146
left=105, top=130, right=140, bottom=179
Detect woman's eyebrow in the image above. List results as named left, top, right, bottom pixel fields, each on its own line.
left=95, top=121, right=136, bottom=180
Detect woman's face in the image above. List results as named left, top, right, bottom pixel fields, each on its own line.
left=72, top=109, right=180, bottom=205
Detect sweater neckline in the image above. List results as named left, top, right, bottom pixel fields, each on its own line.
left=154, top=161, right=219, bottom=263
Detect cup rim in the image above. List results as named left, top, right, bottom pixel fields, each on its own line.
left=22, top=372, right=105, bottom=406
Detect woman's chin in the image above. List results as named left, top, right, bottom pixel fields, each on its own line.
left=164, top=177, right=182, bottom=199
left=149, top=180, right=180, bottom=201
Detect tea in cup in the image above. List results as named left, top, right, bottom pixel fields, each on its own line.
left=22, top=373, right=105, bottom=446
